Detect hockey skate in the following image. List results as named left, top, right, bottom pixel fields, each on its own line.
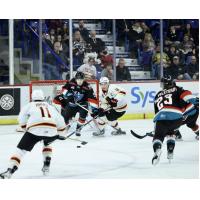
left=152, top=149, right=162, bottom=166
left=195, top=131, right=199, bottom=140
left=111, top=128, right=126, bottom=135
left=167, top=151, right=174, bottom=163
left=0, top=168, right=12, bottom=179
left=195, top=135, right=199, bottom=140
left=0, top=166, right=18, bottom=179
left=75, top=128, right=82, bottom=136
left=93, top=129, right=105, bottom=136
left=175, top=131, right=183, bottom=141
left=75, top=124, right=83, bottom=137
left=42, top=157, right=51, bottom=176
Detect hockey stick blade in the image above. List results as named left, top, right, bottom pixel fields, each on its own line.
left=130, top=130, right=148, bottom=139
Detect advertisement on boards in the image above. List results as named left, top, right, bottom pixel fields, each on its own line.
left=0, top=88, right=21, bottom=116
left=119, top=81, right=199, bottom=114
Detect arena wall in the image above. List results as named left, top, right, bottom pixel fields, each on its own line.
left=0, top=81, right=198, bottom=124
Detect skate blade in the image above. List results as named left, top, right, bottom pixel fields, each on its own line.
left=152, top=150, right=162, bottom=166
left=168, top=158, right=172, bottom=164
left=42, top=171, right=49, bottom=176
left=93, top=134, right=105, bottom=137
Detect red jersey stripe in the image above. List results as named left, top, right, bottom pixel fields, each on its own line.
left=163, top=106, right=184, bottom=112
left=88, top=98, right=98, bottom=105
left=180, top=91, right=192, bottom=99
left=53, top=99, right=61, bottom=105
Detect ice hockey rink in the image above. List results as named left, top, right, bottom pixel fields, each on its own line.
left=0, top=119, right=198, bottom=179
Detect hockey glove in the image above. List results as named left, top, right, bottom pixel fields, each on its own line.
left=91, top=108, right=105, bottom=118
left=106, top=97, right=118, bottom=107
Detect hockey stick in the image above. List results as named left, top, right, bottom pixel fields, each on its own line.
left=58, top=134, right=87, bottom=145
left=58, top=114, right=99, bottom=145
left=75, top=102, right=124, bottom=133
left=74, top=102, right=102, bottom=131
left=130, top=130, right=154, bottom=139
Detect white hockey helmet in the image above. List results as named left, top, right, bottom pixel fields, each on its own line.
left=99, top=77, right=109, bottom=85
left=32, top=89, right=45, bottom=101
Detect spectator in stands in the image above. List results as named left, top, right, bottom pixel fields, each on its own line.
left=49, top=35, right=55, bottom=47
left=43, top=33, right=54, bottom=50
left=61, top=23, right=69, bottom=36
left=116, top=19, right=132, bottom=46
left=182, top=23, right=199, bottom=46
left=83, top=43, right=101, bottom=64
left=142, top=33, right=155, bottom=52
left=56, top=34, right=64, bottom=51
left=87, top=30, right=105, bottom=54
left=44, top=41, right=68, bottom=80
left=56, top=34, right=69, bottom=55
left=101, top=64, right=113, bottom=81
left=73, top=30, right=86, bottom=67
left=179, top=34, right=195, bottom=63
left=100, top=48, right=113, bottom=69
left=75, top=20, right=90, bottom=42
left=166, top=26, right=180, bottom=43
left=125, top=21, right=144, bottom=58
left=49, top=28, right=55, bottom=37
left=165, top=56, right=190, bottom=80
left=167, top=45, right=182, bottom=63
left=140, top=22, right=150, bottom=35
left=116, top=58, right=131, bottom=82
left=186, top=55, right=199, bottom=80
left=77, top=57, right=97, bottom=80
left=152, top=45, right=171, bottom=79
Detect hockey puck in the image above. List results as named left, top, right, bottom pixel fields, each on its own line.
left=76, top=145, right=81, bottom=148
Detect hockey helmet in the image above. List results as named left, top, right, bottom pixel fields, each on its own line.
left=99, top=77, right=109, bottom=85
left=160, top=75, right=175, bottom=89
left=75, top=71, right=85, bottom=80
left=32, top=89, right=45, bottom=101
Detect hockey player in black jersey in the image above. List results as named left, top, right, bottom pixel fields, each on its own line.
left=152, top=75, right=199, bottom=165
left=175, top=98, right=199, bottom=141
left=53, top=72, right=98, bottom=136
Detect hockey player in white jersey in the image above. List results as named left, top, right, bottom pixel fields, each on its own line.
left=92, top=77, right=127, bottom=136
left=0, top=90, right=66, bottom=179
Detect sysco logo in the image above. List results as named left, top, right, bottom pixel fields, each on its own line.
left=131, top=87, right=156, bottom=107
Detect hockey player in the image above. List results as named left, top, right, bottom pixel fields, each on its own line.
left=92, top=77, right=127, bottom=136
left=0, top=90, right=66, bottom=179
left=53, top=71, right=98, bottom=136
left=152, top=75, right=198, bottom=165
left=175, top=98, right=199, bottom=141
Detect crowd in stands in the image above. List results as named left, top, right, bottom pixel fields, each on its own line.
left=0, top=19, right=199, bottom=84
left=41, top=19, right=199, bottom=82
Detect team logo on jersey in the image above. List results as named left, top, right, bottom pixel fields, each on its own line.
left=0, top=94, right=14, bottom=110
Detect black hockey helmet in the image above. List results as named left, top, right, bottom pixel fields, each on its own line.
left=75, top=71, right=85, bottom=80
left=160, top=75, right=175, bottom=89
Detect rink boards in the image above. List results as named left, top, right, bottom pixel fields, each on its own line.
left=0, top=81, right=199, bottom=124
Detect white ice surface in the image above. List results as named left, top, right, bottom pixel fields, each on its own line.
left=0, top=119, right=198, bottom=179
